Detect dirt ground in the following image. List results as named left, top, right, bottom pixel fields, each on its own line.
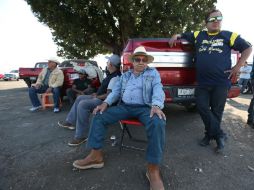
left=0, top=80, right=254, bottom=190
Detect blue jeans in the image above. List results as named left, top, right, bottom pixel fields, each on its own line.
left=66, top=95, right=102, bottom=139
left=87, top=104, right=166, bottom=164
left=195, top=86, right=228, bottom=139
left=28, top=86, right=61, bottom=108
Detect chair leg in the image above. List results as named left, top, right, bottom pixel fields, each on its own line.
left=125, top=125, right=133, bottom=139
left=41, top=94, right=46, bottom=109
left=119, top=123, right=126, bottom=152
left=59, top=97, right=62, bottom=108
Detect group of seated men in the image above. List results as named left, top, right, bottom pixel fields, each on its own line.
left=27, top=47, right=166, bottom=190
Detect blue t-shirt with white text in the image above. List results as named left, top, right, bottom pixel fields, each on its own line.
left=181, top=30, right=251, bottom=87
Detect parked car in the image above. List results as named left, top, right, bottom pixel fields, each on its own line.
left=122, top=38, right=240, bottom=111
left=9, top=70, right=19, bottom=80
left=0, top=74, right=4, bottom=79
left=3, top=73, right=18, bottom=81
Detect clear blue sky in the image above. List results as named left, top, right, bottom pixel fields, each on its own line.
left=0, top=0, right=253, bottom=74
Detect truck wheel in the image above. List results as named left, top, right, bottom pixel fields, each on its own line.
left=184, top=103, right=197, bottom=112
left=24, top=78, right=32, bottom=88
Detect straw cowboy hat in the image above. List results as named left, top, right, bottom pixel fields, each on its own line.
left=48, top=57, right=60, bottom=65
left=128, top=46, right=154, bottom=63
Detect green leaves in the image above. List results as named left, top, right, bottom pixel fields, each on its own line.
left=25, top=0, right=216, bottom=58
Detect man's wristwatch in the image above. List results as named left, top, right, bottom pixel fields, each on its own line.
left=152, top=105, right=160, bottom=109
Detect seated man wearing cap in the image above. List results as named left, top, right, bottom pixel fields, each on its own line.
left=73, top=46, right=166, bottom=190
left=58, top=54, right=121, bottom=146
left=28, top=57, right=64, bottom=113
left=66, top=69, right=94, bottom=105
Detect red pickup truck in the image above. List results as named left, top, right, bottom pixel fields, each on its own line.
left=19, top=62, right=48, bottom=87
left=122, top=38, right=240, bottom=110
left=19, top=60, right=101, bottom=96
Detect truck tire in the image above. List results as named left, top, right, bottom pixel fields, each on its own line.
left=24, top=78, right=32, bottom=88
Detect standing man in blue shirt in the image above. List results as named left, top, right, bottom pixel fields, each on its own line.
left=72, top=46, right=166, bottom=190
left=169, top=9, right=252, bottom=153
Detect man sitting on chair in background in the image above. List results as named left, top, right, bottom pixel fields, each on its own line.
left=28, top=57, right=64, bottom=113
left=73, top=46, right=166, bottom=190
left=66, top=69, right=94, bottom=105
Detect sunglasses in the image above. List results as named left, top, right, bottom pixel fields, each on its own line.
left=133, top=57, right=148, bottom=63
left=207, top=16, right=223, bottom=23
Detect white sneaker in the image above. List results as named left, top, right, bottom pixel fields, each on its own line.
left=54, top=108, right=60, bottom=113
left=29, top=106, right=42, bottom=112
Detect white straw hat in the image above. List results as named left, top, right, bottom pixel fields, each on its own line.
left=127, top=46, right=154, bottom=63
left=48, top=57, right=60, bottom=65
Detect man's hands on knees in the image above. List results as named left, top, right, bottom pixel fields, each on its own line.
left=32, top=84, right=41, bottom=89
left=93, top=102, right=108, bottom=115
left=46, top=87, right=52, bottom=93
left=150, top=106, right=166, bottom=120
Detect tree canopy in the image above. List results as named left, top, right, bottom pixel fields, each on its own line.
left=26, top=0, right=216, bottom=58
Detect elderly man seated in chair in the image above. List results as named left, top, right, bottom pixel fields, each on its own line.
left=73, top=46, right=166, bottom=190
left=28, top=57, right=64, bottom=113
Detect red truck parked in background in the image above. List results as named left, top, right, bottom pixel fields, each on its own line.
left=122, top=38, right=240, bottom=110
left=19, top=60, right=101, bottom=97
left=19, top=62, right=48, bottom=88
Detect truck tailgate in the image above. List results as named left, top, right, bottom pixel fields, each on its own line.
left=19, top=68, right=43, bottom=78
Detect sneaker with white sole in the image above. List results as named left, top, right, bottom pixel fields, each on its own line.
left=53, top=108, right=60, bottom=113
left=29, top=106, right=42, bottom=112
left=58, top=121, right=75, bottom=130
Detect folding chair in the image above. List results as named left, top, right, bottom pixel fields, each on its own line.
left=119, top=118, right=147, bottom=152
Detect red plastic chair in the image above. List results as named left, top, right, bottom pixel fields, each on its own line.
left=40, top=93, right=62, bottom=110
left=119, top=119, right=146, bottom=152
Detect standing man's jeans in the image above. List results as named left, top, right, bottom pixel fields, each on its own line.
left=87, top=104, right=166, bottom=164
left=195, top=86, right=228, bottom=139
left=247, top=79, right=254, bottom=122
left=28, top=86, right=61, bottom=108
left=66, top=95, right=102, bottom=139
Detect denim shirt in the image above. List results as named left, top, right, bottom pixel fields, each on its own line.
left=122, top=72, right=145, bottom=105
left=104, top=67, right=165, bottom=109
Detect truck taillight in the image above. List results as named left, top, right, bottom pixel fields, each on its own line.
left=122, top=52, right=133, bottom=72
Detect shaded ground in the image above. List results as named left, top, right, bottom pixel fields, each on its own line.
left=0, top=80, right=254, bottom=190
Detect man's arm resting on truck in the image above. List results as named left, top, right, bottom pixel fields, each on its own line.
left=168, top=32, right=195, bottom=47
left=168, top=34, right=182, bottom=47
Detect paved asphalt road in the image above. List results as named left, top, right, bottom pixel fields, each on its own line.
left=0, top=80, right=254, bottom=190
